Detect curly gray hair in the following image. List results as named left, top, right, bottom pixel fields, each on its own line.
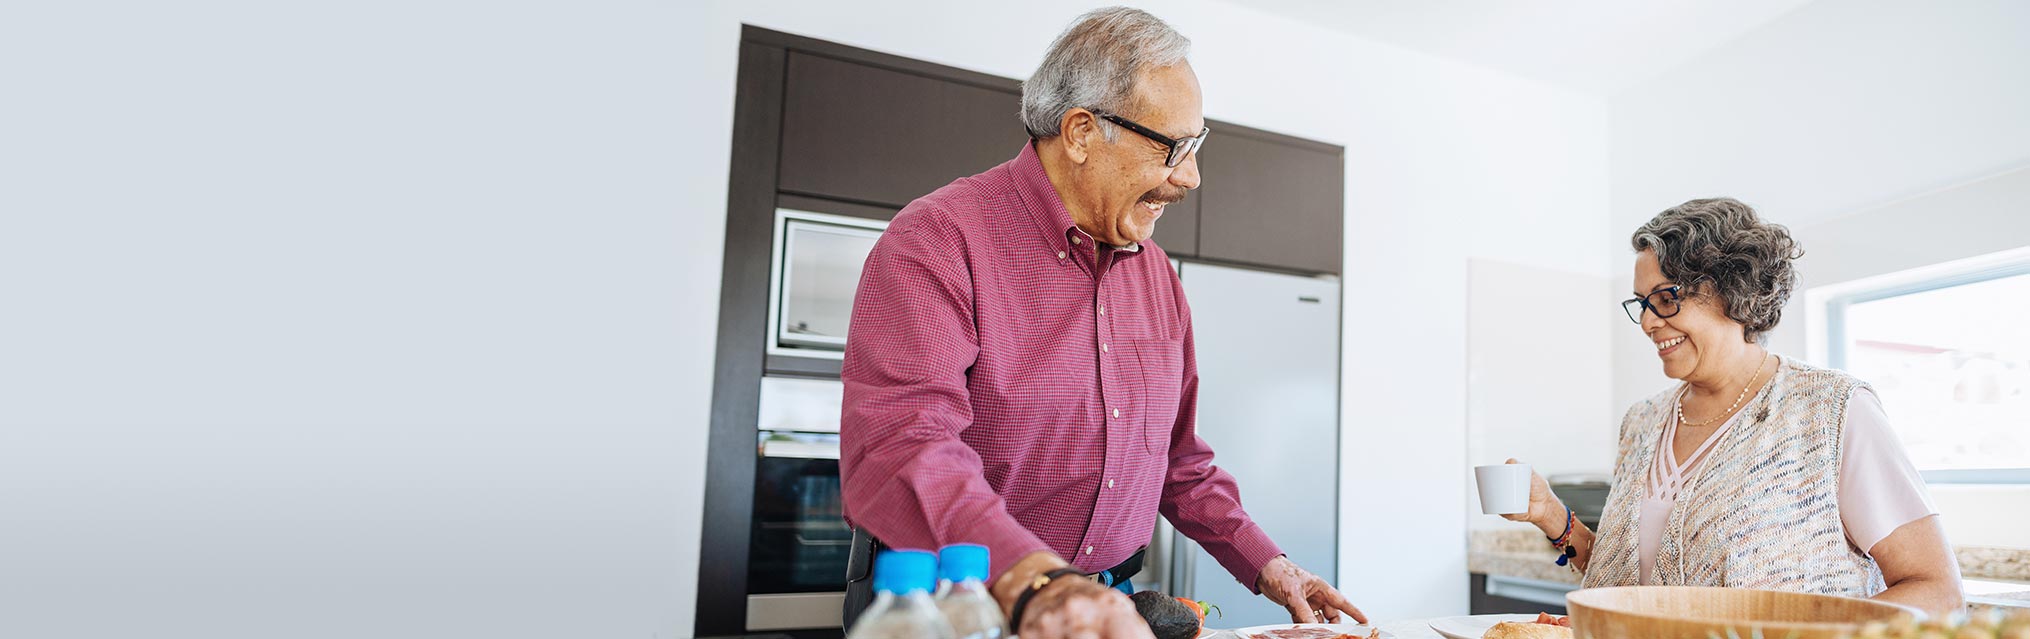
left=1020, top=7, right=1190, bottom=141
left=1630, top=198, right=1804, bottom=344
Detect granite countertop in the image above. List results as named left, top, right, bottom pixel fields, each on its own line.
left=1469, top=528, right=2030, bottom=602
left=1467, top=528, right=1582, bottom=586
left=1960, top=545, right=2030, bottom=582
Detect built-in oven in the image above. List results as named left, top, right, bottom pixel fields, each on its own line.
left=743, top=208, right=885, bottom=632
left=745, top=376, right=850, bottom=632
left=767, top=209, right=888, bottom=360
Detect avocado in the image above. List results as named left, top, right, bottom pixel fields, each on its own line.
left=1129, top=590, right=1201, bottom=639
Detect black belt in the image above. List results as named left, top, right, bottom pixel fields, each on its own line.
left=1091, top=546, right=1146, bottom=588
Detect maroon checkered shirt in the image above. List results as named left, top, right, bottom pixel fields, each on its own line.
left=840, top=141, right=1283, bottom=590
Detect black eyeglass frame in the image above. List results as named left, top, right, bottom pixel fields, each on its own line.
left=1090, top=109, right=1209, bottom=168
left=1622, top=285, right=1684, bottom=324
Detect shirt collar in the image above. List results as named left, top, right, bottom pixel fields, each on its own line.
left=1009, top=141, right=1143, bottom=265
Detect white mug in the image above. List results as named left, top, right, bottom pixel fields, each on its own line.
left=1475, top=463, right=1532, bottom=515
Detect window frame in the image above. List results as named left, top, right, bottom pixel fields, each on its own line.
left=1809, top=247, right=2030, bottom=485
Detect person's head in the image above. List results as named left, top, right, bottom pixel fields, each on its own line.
left=1022, top=7, right=1203, bottom=246
left=1626, top=198, right=1803, bottom=381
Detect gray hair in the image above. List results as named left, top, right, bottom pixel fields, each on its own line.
left=1021, top=7, right=1191, bottom=141
left=1630, top=197, right=1805, bottom=344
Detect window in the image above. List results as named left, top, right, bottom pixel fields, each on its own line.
left=1815, top=249, right=2030, bottom=483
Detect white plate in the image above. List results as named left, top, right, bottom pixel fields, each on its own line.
left=1228, top=623, right=1393, bottom=639
left=1426, top=614, right=1540, bottom=639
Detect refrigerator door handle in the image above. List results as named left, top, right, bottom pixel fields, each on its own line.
left=1170, top=528, right=1196, bottom=599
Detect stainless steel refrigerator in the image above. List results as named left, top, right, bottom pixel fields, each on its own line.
left=1141, top=261, right=1341, bottom=628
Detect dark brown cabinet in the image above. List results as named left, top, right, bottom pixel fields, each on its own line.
left=1147, top=187, right=1200, bottom=257
left=1195, top=128, right=1344, bottom=274
left=779, top=52, right=1031, bottom=209
left=774, top=51, right=1341, bottom=273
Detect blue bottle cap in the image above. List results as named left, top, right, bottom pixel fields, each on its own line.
left=937, top=543, right=990, bottom=584
left=872, top=549, right=937, bottom=596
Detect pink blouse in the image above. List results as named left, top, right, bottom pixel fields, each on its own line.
left=1635, top=387, right=1936, bottom=585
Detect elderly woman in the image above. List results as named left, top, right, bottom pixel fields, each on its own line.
left=1505, top=198, right=1964, bottom=614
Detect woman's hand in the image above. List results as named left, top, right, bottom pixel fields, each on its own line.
left=1499, top=459, right=1595, bottom=572
left=1499, top=458, right=1566, bottom=535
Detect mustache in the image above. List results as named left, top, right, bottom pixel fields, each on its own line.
left=1139, top=186, right=1188, bottom=206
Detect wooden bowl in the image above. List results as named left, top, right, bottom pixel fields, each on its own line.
left=1565, top=586, right=1921, bottom=639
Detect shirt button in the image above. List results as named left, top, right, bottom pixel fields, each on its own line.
left=1072, top=236, right=1083, bottom=245
left=1112, top=408, right=1121, bottom=418
left=1056, top=251, right=1067, bottom=260
left=1098, top=304, right=1106, bottom=315
left=1107, top=479, right=1115, bottom=488
left=1083, top=546, right=1094, bottom=555
left=1101, top=343, right=1110, bottom=353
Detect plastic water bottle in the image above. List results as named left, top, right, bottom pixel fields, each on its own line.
left=935, top=544, right=1006, bottom=639
left=847, top=549, right=956, bottom=639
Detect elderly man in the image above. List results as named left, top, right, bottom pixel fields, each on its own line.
left=839, top=7, right=1360, bottom=637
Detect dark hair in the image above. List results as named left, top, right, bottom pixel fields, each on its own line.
left=1630, top=198, right=1804, bottom=344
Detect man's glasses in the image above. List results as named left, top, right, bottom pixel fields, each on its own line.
left=1622, top=285, right=1683, bottom=324
left=1091, top=109, right=1209, bottom=168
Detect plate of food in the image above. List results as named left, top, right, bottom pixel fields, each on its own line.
left=1427, top=613, right=1570, bottom=639
left=1228, top=623, right=1392, bottom=639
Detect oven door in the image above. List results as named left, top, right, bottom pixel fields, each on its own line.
left=746, top=431, right=848, bottom=631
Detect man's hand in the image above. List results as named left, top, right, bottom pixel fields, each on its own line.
left=1015, top=576, right=1156, bottom=639
left=989, top=551, right=1154, bottom=639
left=1255, top=555, right=1366, bottom=624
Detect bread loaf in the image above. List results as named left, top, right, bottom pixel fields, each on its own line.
left=1482, top=621, right=1574, bottom=639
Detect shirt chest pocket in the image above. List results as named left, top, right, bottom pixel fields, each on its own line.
left=1120, top=337, right=1185, bottom=451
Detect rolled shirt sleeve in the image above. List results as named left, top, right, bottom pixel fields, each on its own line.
left=1839, top=388, right=1940, bottom=557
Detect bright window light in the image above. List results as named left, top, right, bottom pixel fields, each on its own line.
left=1825, top=263, right=2030, bottom=480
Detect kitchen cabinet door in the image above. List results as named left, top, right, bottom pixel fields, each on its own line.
left=778, top=53, right=1030, bottom=209
left=1196, top=130, right=1343, bottom=274
left=1146, top=187, right=1199, bottom=258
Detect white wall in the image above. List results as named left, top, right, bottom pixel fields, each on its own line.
left=2, top=1, right=1610, bottom=636
left=1608, top=0, right=2030, bottom=231
left=1466, top=260, right=1617, bottom=532
left=2, top=2, right=724, bottom=638
left=1607, top=0, right=2030, bottom=550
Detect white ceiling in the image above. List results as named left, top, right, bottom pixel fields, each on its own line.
left=1223, top=0, right=1818, bottom=95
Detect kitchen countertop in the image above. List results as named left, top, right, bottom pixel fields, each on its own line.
left=1961, top=545, right=2030, bottom=582
left=1469, top=528, right=2030, bottom=606
left=1468, top=528, right=1582, bottom=586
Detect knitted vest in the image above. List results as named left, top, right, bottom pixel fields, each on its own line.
left=1583, top=355, right=1884, bottom=596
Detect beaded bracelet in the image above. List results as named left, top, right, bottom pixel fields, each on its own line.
left=1546, top=506, right=1579, bottom=567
